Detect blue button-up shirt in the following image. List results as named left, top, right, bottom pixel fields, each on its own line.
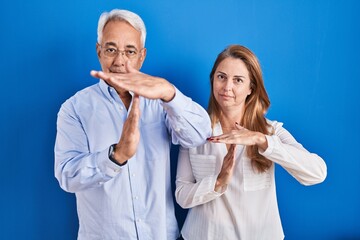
left=55, top=80, right=211, bottom=240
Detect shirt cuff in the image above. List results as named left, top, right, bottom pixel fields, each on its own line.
left=161, top=87, right=188, bottom=116
left=97, top=148, right=123, bottom=178
left=259, top=135, right=275, bottom=156
left=196, top=176, right=224, bottom=200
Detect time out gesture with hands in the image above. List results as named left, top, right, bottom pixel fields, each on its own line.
left=210, top=123, right=268, bottom=192
left=91, top=61, right=176, bottom=102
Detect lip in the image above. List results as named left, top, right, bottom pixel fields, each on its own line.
left=219, top=94, right=234, bottom=100
left=109, top=68, right=125, bottom=74
left=110, top=70, right=124, bottom=74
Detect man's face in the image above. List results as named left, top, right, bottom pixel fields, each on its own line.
left=96, top=20, right=146, bottom=74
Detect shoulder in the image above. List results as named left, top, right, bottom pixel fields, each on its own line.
left=70, top=83, right=101, bottom=102
left=59, top=83, right=101, bottom=114
left=265, top=118, right=284, bottom=134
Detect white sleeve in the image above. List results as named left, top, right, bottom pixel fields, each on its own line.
left=175, top=146, right=223, bottom=209
left=259, top=121, right=327, bottom=185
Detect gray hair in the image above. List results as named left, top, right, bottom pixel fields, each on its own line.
left=97, top=9, right=146, bottom=47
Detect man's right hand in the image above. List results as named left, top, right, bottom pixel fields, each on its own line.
left=112, top=94, right=141, bottom=165
left=90, top=61, right=176, bottom=102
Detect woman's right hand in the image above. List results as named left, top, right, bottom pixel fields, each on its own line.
left=215, top=144, right=237, bottom=192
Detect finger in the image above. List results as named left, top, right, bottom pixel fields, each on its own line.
left=228, top=144, right=236, bottom=157
left=208, top=134, right=232, bottom=143
left=131, top=94, right=140, bottom=111
left=90, top=70, right=102, bottom=79
left=128, top=94, right=141, bottom=122
left=90, top=70, right=108, bottom=80
left=235, top=122, right=244, bottom=130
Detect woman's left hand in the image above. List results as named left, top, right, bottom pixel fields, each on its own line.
left=208, top=123, right=268, bottom=151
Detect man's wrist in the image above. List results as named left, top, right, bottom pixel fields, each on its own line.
left=162, top=84, right=176, bottom=102
left=108, top=144, right=128, bottom=166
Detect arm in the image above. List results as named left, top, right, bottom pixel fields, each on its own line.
left=54, top=94, right=141, bottom=193
left=259, top=122, right=327, bottom=185
left=162, top=88, right=211, bottom=147
left=175, top=147, right=223, bottom=209
left=91, top=64, right=211, bottom=147
left=209, top=121, right=327, bottom=185
left=54, top=101, right=122, bottom=193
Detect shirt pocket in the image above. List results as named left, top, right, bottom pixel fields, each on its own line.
left=189, top=153, right=217, bottom=182
left=243, top=157, right=271, bottom=191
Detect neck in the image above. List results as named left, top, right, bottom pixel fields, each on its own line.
left=220, top=108, right=243, bottom=129
left=118, top=91, right=132, bottom=110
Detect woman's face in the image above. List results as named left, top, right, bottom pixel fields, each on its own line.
left=213, top=57, right=252, bottom=112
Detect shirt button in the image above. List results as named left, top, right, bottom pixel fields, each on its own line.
left=175, top=128, right=181, bottom=132
left=134, top=196, right=139, bottom=200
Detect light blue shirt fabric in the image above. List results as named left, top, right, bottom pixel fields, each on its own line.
left=54, top=80, right=211, bottom=240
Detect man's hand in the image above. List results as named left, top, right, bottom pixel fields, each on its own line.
left=90, top=61, right=176, bottom=102
left=112, top=94, right=141, bottom=164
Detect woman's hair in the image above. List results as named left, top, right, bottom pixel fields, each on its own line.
left=97, top=9, right=147, bottom=47
left=208, top=45, right=273, bottom=173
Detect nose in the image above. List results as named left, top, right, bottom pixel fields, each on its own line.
left=224, top=79, right=233, bottom=91
left=113, top=51, right=127, bottom=66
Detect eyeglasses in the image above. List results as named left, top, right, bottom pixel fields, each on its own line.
left=100, top=45, right=143, bottom=59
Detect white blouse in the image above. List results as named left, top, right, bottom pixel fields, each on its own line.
left=175, top=120, right=327, bottom=240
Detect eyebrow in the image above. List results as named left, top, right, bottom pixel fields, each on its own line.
left=103, top=42, right=138, bottom=50
left=217, top=71, right=246, bottom=79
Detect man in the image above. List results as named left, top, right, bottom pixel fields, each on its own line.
left=54, top=9, right=211, bottom=240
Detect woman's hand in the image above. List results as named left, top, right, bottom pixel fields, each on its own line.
left=215, top=144, right=236, bottom=192
left=208, top=123, right=268, bottom=151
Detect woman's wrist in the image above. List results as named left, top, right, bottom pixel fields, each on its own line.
left=256, top=132, right=268, bottom=151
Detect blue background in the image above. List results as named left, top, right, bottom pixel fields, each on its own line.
left=1, top=0, right=359, bottom=239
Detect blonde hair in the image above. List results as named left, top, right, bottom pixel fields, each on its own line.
left=208, top=45, right=272, bottom=173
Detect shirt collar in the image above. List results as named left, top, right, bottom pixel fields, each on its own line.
left=99, top=79, right=134, bottom=104
left=99, top=79, right=113, bottom=102
left=213, top=121, right=223, bottom=135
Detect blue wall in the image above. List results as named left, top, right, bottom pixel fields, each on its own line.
left=1, top=0, right=359, bottom=239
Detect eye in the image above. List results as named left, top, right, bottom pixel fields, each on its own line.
left=125, top=49, right=137, bottom=57
left=234, top=78, right=244, bottom=84
left=105, top=47, right=117, bottom=53
left=216, top=74, right=226, bottom=81
left=104, top=47, right=118, bottom=57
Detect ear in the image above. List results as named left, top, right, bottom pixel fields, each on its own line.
left=138, top=48, right=147, bottom=68
left=96, top=43, right=101, bottom=59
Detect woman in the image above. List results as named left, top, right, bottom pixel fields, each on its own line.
left=175, top=45, right=327, bottom=240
